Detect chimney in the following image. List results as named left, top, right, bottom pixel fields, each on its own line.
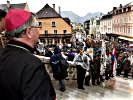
left=52, top=4, right=55, bottom=10
left=119, top=4, right=122, bottom=8
left=7, top=0, right=11, bottom=8
left=58, top=6, right=61, bottom=15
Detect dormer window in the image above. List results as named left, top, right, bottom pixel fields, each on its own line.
left=119, top=9, right=122, bottom=14
left=123, top=8, right=126, bottom=13
left=38, top=22, right=42, bottom=27
left=52, top=22, right=56, bottom=27
left=127, top=7, right=131, bottom=12
left=131, top=7, right=133, bottom=10
left=45, top=12, right=48, bottom=14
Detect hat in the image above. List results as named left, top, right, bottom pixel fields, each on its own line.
left=5, top=8, right=33, bottom=37
left=54, top=46, right=61, bottom=54
left=0, top=9, right=6, bottom=19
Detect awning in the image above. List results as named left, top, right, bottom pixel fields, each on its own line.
left=118, top=36, right=133, bottom=42
left=129, top=44, right=133, bottom=47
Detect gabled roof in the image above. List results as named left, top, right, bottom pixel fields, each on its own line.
left=36, top=4, right=61, bottom=19
left=124, top=1, right=133, bottom=7
left=0, top=3, right=27, bottom=11
left=63, top=18, right=71, bottom=25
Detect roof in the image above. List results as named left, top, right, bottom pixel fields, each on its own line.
left=124, top=1, right=133, bottom=7
left=36, top=4, right=61, bottom=19
left=63, top=18, right=71, bottom=25
left=0, top=3, right=27, bottom=11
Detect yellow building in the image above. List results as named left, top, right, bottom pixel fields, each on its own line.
left=36, top=4, right=72, bottom=45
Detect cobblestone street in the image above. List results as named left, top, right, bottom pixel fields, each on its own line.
left=52, top=77, right=133, bottom=100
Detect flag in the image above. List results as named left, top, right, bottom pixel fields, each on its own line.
left=112, top=48, right=117, bottom=76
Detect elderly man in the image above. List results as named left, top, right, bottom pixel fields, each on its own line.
left=0, top=9, right=56, bottom=100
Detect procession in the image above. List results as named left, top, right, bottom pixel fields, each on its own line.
left=0, top=0, right=133, bottom=100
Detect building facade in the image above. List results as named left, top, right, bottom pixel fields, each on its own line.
left=84, top=18, right=100, bottom=39
left=112, top=3, right=133, bottom=39
left=100, top=12, right=113, bottom=40
left=100, top=2, right=133, bottom=42
left=36, top=4, right=72, bottom=46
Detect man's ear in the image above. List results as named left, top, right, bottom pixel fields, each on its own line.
left=26, top=28, right=32, bottom=39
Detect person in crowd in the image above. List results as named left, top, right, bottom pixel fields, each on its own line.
left=50, top=46, right=68, bottom=92
left=62, top=43, right=68, bottom=52
left=44, top=46, right=53, bottom=57
left=122, top=53, right=131, bottom=78
left=76, top=39, right=84, bottom=49
left=105, top=50, right=112, bottom=80
left=0, top=9, right=56, bottom=100
left=117, top=54, right=123, bottom=76
left=91, top=53, right=101, bottom=85
left=84, top=50, right=92, bottom=86
left=67, top=48, right=76, bottom=61
left=82, top=39, right=87, bottom=51
left=73, top=47, right=90, bottom=90
left=128, top=51, right=133, bottom=78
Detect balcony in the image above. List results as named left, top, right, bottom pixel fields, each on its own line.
left=39, top=34, right=72, bottom=38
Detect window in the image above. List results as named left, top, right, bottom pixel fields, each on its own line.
left=127, top=7, right=131, bottom=12
left=123, top=8, right=126, bottom=12
left=120, top=27, right=122, bottom=32
left=129, top=16, right=131, bottom=21
left=38, top=22, right=42, bottom=27
left=54, top=30, right=57, bottom=34
left=128, top=27, right=131, bottom=33
left=120, top=18, right=123, bottom=24
left=44, top=30, right=48, bottom=35
left=48, top=39, right=52, bottom=44
left=124, top=17, right=127, bottom=22
left=52, top=22, right=56, bottom=27
left=124, top=26, right=126, bottom=33
left=63, top=30, right=67, bottom=34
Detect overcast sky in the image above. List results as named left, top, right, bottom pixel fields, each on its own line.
left=0, top=0, right=132, bottom=16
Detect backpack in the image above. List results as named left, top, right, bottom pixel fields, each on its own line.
left=59, top=57, right=69, bottom=73
left=50, top=54, right=69, bottom=80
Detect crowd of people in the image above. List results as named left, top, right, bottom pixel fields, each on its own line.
left=0, top=7, right=133, bottom=100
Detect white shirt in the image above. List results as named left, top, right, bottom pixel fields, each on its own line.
left=73, top=53, right=90, bottom=70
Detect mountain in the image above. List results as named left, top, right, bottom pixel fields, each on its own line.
left=61, top=11, right=103, bottom=23
left=61, top=11, right=83, bottom=23
left=83, top=12, right=103, bottom=20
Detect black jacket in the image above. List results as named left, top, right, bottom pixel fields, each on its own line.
left=0, top=40, right=56, bottom=100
